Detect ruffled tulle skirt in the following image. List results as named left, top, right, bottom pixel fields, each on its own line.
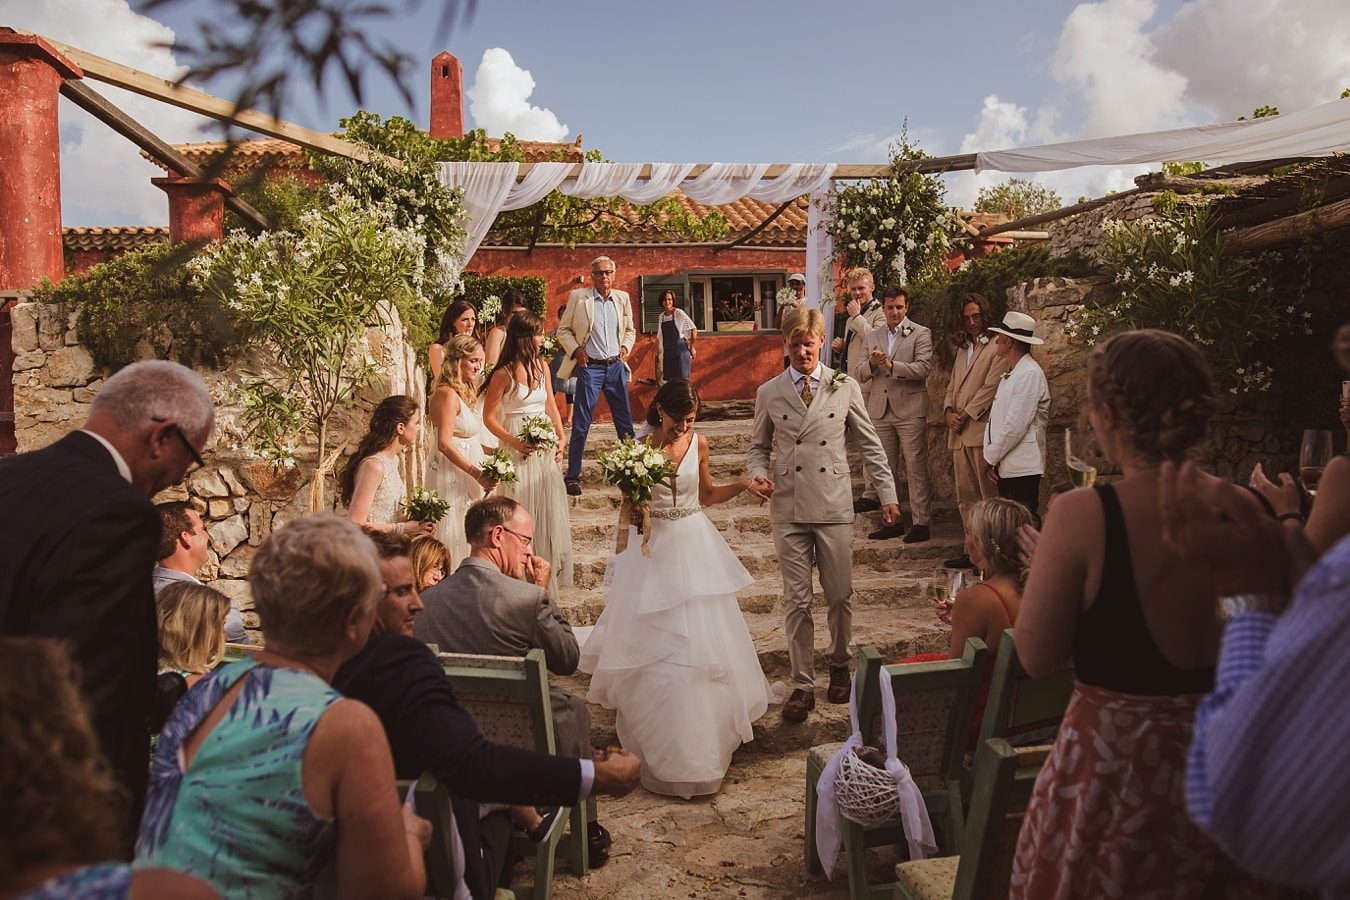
left=427, top=431, right=487, bottom=570
left=501, top=420, right=572, bottom=588
left=580, top=512, right=771, bottom=797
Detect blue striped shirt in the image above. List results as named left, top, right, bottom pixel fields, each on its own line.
left=583, top=290, right=621, bottom=360
left=1186, top=533, right=1350, bottom=897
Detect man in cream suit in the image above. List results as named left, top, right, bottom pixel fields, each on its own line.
left=557, top=256, right=637, bottom=495
left=749, top=308, right=899, bottom=723
left=942, top=293, right=1009, bottom=568
left=851, top=285, right=934, bottom=543
left=836, top=267, right=891, bottom=514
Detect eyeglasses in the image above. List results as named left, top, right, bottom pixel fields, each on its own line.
left=500, top=526, right=534, bottom=549
left=592, top=269, right=615, bottom=277
left=151, top=416, right=205, bottom=475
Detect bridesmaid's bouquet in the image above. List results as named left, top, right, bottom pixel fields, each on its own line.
left=480, top=449, right=518, bottom=494
left=517, top=415, right=558, bottom=451
left=540, top=334, right=561, bottom=358
left=597, top=439, right=678, bottom=556
left=404, top=486, right=451, bottom=524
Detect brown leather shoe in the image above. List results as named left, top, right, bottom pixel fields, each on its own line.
left=827, top=666, right=852, bottom=704
left=782, top=688, right=816, bottom=722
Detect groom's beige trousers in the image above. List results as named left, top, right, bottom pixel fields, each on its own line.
left=773, top=521, right=854, bottom=689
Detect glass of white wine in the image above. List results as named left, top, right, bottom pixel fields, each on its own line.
left=1300, top=429, right=1333, bottom=496
left=1065, top=428, right=1098, bottom=489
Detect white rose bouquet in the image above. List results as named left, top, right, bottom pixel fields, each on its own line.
left=539, top=334, right=560, bottom=358
left=517, top=414, right=557, bottom=451
left=479, top=449, right=518, bottom=495
left=597, top=439, right=678, bottom=556
left=479, top=294, right=502, bottom=322
left=404, top=486, right=451, bottom=524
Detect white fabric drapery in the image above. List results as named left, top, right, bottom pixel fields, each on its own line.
left=977, top=97, right=1350, bottom=173
left=814, top=670, right=937, bottom=877
left=805, top=191, right=835, bottom=364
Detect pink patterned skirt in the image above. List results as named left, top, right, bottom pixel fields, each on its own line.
left=1010, top=682, right=1238, bottom=900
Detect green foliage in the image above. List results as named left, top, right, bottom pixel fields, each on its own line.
left=1162, top=161, right=1207, bottom=177
left=33, top=243, right=235, bottom=371
left=191, top=189, right=426, bottom=489
left=459, top=275, right=548, bottom=319
left=909, top=244, right=1094, bottom=369
left=1069, top=206, right=1294, bottom=395
left=225, top=171, right=324, bottom=232
left=974, top=178, right=1063, bottom=220
left=829, top=132, right=962, bottom=284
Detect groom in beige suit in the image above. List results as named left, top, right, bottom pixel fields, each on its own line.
left=749, top=308, right=899, bottom=723
left=941, top=293, right=1009, bottom=569
left=851, top=285, right=934, bottom=543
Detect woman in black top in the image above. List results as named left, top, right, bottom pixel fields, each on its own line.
left=1010, top=330, right=1255, bottom=899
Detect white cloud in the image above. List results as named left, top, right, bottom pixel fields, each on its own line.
left=1, top=0, right=214, bottom=225
left=466, top=48, right=568, bottom=142
left=1152, top=0, right=1350, bottom=120
left=948, top=95, right=1066, bottom=209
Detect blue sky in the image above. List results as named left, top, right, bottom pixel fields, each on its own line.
left=6, top=0, right=1349, bottom=225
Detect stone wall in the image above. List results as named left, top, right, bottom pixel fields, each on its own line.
left=1047, top=192, right=1158, bottom=262
left=9, top=300, right=423, bottom=632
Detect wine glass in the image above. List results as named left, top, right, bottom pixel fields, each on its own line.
left=946, top=569, right=966, bottom=602
left=1065, top=428, right=1097, bottom=489
left=1300, top=429, right=1333, bottom=495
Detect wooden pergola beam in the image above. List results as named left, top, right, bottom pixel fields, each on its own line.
left=1222, top=194, right=1350, bottom=252
left=59, top=80, right=271, bottom=230
left=515, top=156, right=979, bottom=182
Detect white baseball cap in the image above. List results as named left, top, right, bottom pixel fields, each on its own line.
left=787, top=273, right=806, bottom=283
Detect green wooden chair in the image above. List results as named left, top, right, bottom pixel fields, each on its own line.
left=437, top=648, right=581, bottom=900
left=805, top=639, right=991, bottom=900
left=893, top=740, right=1050, bottom=900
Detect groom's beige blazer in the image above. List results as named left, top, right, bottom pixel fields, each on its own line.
left=748, top=365, right=897, bottom=524
left=555, top=287, right=637, bottom=380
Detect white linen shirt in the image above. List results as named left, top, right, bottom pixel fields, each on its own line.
left=583, top=289, right=621, bottom=359
left=983, top=353, right=1049, bottom=477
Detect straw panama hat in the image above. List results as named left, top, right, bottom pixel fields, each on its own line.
left=987, top=311, right=1044, bottom=345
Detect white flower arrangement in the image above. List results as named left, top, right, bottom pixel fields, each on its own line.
left=479, top=294, right=502, bottom=322
left=404, top=486, right=451, bottom=524
left=480, top=449, right=518, bottom=488
left=517, top=415, right=557, bottom=451
left=597, top=439, right=677, bottom=506
left=539, top=334, right=560, bottom=357
left=901, top=324, right=914, bottom=338
left=776, top=286, right=799, bottom=308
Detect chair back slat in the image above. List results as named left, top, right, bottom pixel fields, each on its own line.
left=953, top=741, right=1049, bottom=900
left=978, top=630, right=1074, bottom=749
left=436, top=648, right=556, bottom=754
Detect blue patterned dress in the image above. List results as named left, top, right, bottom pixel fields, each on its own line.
left=135, top=659, right=341, bottom=899
left=18, top=863, right=131, bottom=899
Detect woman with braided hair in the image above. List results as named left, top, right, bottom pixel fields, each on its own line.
left=1009, top=329, right=1256, bottom=899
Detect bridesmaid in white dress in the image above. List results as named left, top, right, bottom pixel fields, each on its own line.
left=580, top=380, right=777, bottom=797
left=482, top=310, right=573, bottom=589
left=426, top=334, right=499, bottom=567
left=340, top=395, right=435, bottom=536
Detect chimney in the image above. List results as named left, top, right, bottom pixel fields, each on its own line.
left=429, top=51, right=464, bottom=139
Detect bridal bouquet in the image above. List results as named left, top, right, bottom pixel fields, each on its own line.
left=517, top=415, right=557, bottom=451
left=597, top=439, right=677, bottom=556
left=404, top=486, right=451, bottom=524
left=539, top=334, right=561, bottom=358
left=480, top=449, right=518, bottom=493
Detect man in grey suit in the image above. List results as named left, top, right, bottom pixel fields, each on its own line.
left=414, top=496, right=615, bottom=858
left=851, top=285, right=934, bottom=543
left=749, top=308, right=899, bottom=722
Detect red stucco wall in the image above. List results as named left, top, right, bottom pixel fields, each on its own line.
left=469, top=245, right=801, bottom=418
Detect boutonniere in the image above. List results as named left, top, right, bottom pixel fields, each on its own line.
left=977, top=334, right=990, bottom=346
left=831, top=371, right=850, bottom=388
left=901, top=324, right=915, bottom=338
left=1000, top=369, right=1012, bottom=381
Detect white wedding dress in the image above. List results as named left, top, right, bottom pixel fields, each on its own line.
left=499, top=377, right=573, bottom=588
left=426, top=392, right=488, bottom=568
left=579, top=433, right=772, bottom=797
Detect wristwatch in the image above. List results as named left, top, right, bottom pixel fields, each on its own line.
left=1217, top=593, right=1288, bottom=621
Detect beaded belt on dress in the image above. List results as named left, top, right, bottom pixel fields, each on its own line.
left=649, top=506, right=702, bottom=520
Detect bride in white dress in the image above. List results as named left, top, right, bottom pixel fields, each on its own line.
left=482, top=310, right=573, bottom=589
left=426, top=334, right=498, bottom=567
left=580, top=380, right=776, bottom=797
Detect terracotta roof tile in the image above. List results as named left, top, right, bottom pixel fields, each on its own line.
left=63, top=226, right=169, bottom=252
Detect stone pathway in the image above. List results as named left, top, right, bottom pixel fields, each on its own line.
left=528, top=417, right=955, bottom=898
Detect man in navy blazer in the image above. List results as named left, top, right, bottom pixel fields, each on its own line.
left=0, top=360, right=215, bottom=838
left=335, top=531, right=639, bottom=897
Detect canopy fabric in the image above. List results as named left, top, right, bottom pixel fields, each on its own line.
left=976, top=97, right=1350, bottom=173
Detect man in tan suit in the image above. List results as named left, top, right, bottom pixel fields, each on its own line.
left=851, top=285, right=934, bottom=543
left=833, top=267, right=890, bottom=514
left=941, top=293, right=1009, bottom=568
left=749, top=308, right=899, bottom=723
left=557, top=255, right=637, bottom=495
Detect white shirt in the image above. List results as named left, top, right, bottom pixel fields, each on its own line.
left=80, top=428, right=132, bottom=483
left=983, top=353, right=1050, bottom=477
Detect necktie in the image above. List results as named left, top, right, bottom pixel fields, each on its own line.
left=800, top=376, right=813, bottom=407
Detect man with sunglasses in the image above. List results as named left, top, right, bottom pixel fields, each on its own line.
left=415, top=496, right=619, bottom=865
left=0, top=359, right=214, bottom=843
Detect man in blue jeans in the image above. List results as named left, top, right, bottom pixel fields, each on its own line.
left=556, top=256, right=637, bottom=495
